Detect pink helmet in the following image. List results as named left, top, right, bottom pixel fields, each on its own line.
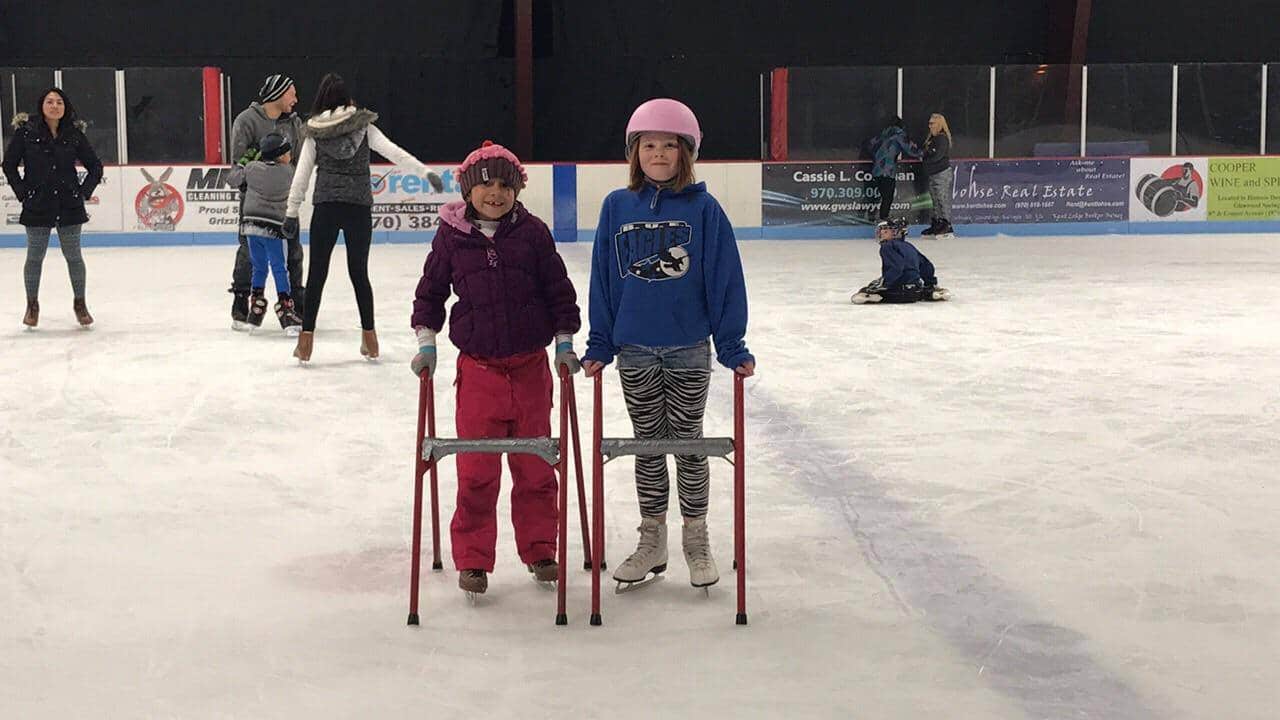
left=625, top=98, right=702, bottom=160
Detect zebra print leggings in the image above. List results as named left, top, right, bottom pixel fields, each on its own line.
left=617, top=342, right=712, bottom=518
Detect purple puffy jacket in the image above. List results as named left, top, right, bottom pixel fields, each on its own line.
left=412, top=200, right=580, bottom=359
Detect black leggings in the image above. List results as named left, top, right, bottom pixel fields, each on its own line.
left=875, top=176, right=896, bottom=220
left=303, top=202, right=375, bottom=332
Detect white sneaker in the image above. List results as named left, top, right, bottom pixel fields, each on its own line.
left=613, top=516, right=668, bottom=584
left=682, top=515, right=719, bottom=588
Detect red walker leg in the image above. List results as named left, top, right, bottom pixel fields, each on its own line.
left=556, top=368, right=570, bottom=625
left=590, top=373, right=604, bottom=626
left=408, top=374, right=429, bottom=625
left=427, top=376, right=442, bottom=572
left=565, top=380, right=597, bottom=570
left=734, top=373, right=747, bottom=625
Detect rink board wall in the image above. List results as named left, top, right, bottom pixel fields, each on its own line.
left=3, top=158, right=1279, bottom=247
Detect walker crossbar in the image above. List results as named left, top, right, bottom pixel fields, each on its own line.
left=423, top=438, right=561, bottom=466
left=598, top=438, right=736, bottom=463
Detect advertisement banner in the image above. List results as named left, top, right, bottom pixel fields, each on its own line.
left=2, top=166, right=124, bottom=232
left=951, top=159, right=1130, bottom=224
left=369, top=165, right=450, bottom=233
left=125, top=165, right=244, bottom=233
left=1206, top=157, right=1280, bottom=220
left=762, top=162, right=930, bottom=228
left=1128, top=158, right=1208, bottom=222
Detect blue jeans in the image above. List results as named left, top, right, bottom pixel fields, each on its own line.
left=248, top=234, right=290, bottom=295
left=615, top=340, right=712, bottom=370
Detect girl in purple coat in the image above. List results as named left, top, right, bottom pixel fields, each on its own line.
left=410, top=141, right=581, bottom=597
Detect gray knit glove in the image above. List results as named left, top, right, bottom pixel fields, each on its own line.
left=554, top=333, right=580, bottom=376
left=411, top=347, right=437, bottom=378
left=411, top=327, right=438, bottom=378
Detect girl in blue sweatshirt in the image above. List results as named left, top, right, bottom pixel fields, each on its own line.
left=582, top=99, right=754, bottom=591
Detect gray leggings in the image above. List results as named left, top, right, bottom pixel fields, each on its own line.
left=928, top=167, right=954, bottom=221
left=25, top=225, right=86, bottom=300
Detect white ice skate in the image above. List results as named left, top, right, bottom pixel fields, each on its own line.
left=682, top=515, right=719, bottom=591
left=613, top=516, right=668, bottom=593
left=924, top=286, right=952, bottom=301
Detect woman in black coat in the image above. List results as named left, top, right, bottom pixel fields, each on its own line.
left=3, top=87, right=104, bottom=328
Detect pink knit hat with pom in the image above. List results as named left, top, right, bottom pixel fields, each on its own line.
left=456, top=140, right=528, bottom=197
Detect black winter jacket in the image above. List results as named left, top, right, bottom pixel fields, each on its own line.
left=3, top=114, right=104, bottom=227
left=921, top=133, right=951, bottom=177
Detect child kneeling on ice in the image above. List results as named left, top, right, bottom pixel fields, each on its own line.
left=852, top=218, right=951, bottom=304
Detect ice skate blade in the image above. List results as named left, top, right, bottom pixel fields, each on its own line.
left=692, top=577, right=719, bottom=590
left=231, top=320, right=252, bottom=332
left=22, top=324, right=37, bottom=331
left=532, top=578, right=557, bottom=591
left=851, top=293, right=881, bottom=304
left=615, top=573, right=665, bottom=594
left=464, top=591, right=478, bottom=605
left=284, top=326, right=301, bottom=337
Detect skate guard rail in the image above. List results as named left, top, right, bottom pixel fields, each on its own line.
left=590, top=372, right=748, bottom=627
left=408, top=368, right=593, bottom=628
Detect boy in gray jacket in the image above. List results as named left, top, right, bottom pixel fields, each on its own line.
left=229, top=132, right=302, bottom=333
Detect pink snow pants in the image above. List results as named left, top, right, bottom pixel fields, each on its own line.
left=450, top=350, right=558, bottom=572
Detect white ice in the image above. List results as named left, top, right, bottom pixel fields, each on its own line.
left=2, top=234, right=1278, bottom=719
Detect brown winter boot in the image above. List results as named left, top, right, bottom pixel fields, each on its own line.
left=293, top=331, right=314, bottom=362
left=22, top=299, right=39, bottom=328
left=360, top=329, right=379, bottom=359
left=527, top=559, right=559, bottom=583
left=458, top=569, right=488, bottom=595
left=73, top=298, right=93, bottom=327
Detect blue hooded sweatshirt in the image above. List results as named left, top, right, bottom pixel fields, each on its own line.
left=584, top=181, right=753, bottom=370
left=879, top=237, right=937, bottom=288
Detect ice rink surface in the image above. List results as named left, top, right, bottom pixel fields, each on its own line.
left=2, top=233, right=1277, bottom=719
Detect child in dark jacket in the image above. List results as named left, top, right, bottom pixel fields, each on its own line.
left=410, top=141, right=581, bottom=596
left=852, top=219, right=951, bottom=304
